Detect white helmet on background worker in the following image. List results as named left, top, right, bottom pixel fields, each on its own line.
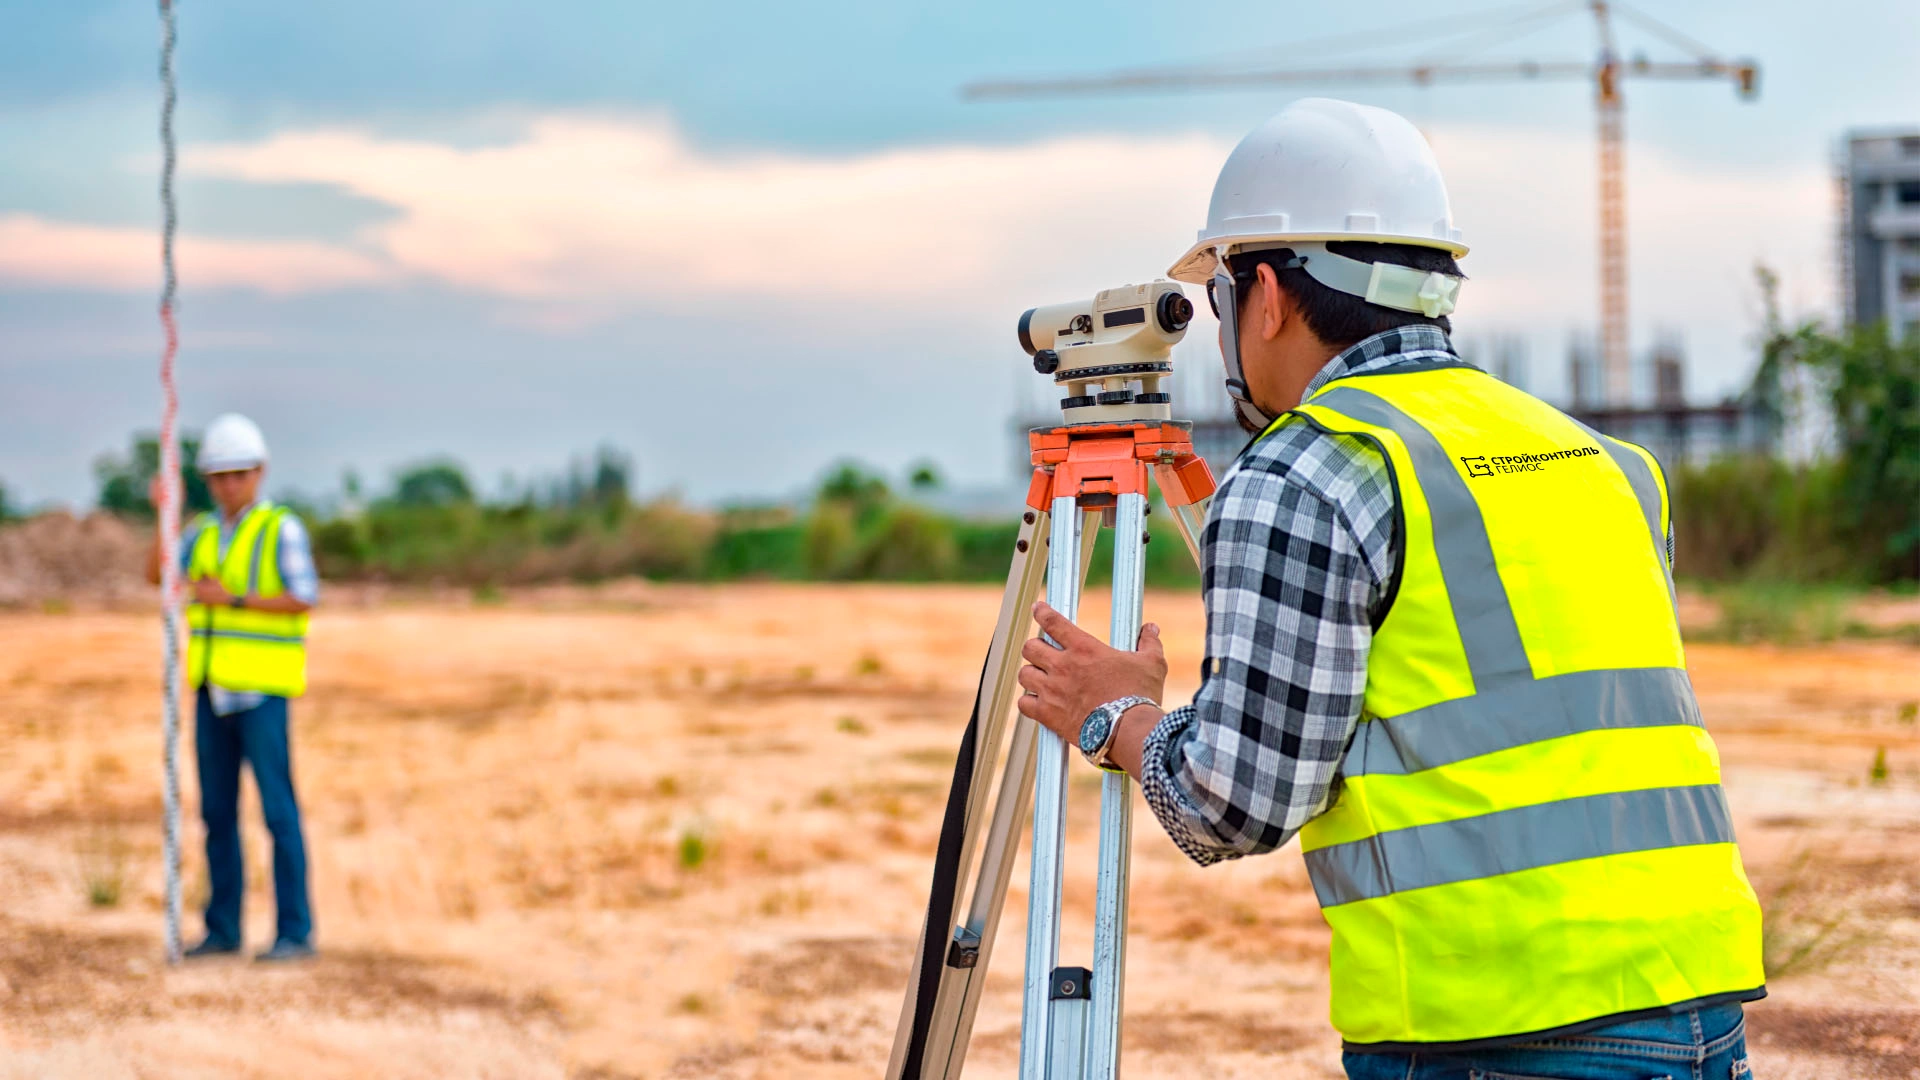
left=197, top=413, right=269, bottom=474
left=1170, top=98, right=1469, bottom=430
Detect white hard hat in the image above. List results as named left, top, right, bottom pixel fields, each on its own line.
left=1167, top=97, right=1467, bottom=285
left=197, top=413, right=269, bottom=473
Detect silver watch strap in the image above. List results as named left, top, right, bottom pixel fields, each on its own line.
left=1082, top=695, right=1156, bottom=770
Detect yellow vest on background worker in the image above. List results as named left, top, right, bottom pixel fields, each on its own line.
left=185, top=501, right=309, bottom=698
left=1269, top=362, right=1764, bottom=1049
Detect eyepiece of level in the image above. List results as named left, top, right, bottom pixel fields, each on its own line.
left=1157, top=292, right=1193, bottom=333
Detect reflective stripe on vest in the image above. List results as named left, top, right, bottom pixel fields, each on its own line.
left=1271, top=365, right=1763, bottom=1048
left=185, top=502, right=309, bottom=698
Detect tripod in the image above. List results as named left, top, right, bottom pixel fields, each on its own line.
left=888, top=419, right=1215, bottom=1080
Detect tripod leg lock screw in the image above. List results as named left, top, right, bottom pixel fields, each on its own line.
left=947, top=927, right=982, bottom=969
left=1049, top=966, right=1093, bottom=1000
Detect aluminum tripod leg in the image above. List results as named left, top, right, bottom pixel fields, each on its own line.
left=1020, top=497, right=1086, bottom=1077
left=1087, top=492, right=1147, bottom=1075
left=922, top=508, right=1101, bottom=1080
left=889, top=506, right=1102, bottom=1080
left=1024, top=493, right=1150, bottom=1080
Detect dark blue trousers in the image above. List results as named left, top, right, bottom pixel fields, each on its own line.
left=194, top=688, right=312, bottom=946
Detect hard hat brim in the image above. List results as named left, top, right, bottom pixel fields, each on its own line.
left=1167, top=231, right=1471, bottom=285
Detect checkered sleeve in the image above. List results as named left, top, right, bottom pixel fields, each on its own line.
left=1138, top=426, right=1398, bottom=866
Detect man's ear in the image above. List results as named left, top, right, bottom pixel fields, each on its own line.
left=1253, top=261, right=1288, bottom=342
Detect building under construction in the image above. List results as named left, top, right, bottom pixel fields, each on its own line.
left=1841, top=128, right=1920, bottom=342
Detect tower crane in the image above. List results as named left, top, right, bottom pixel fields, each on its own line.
left=965, top=1, right=1759, bottom=407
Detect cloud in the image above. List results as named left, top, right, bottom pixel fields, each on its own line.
left=2, top=113, right=1834, bottom=354
left=181, top=115, right=1227, bottom=315
left=0, top=213, right=389, bottom=295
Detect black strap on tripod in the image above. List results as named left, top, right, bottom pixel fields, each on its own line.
left=898, top=656, right=989, bottom=1080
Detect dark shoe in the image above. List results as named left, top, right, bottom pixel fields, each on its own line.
left=254, top=938, right=315, bottom=963
left=184, top=936, right=242, bottom=959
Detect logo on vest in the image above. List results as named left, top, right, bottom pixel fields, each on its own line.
left=1460, top=447, right=1602, bottom=477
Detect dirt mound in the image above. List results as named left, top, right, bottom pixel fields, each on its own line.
left=0, top=513, right=147, bottom=608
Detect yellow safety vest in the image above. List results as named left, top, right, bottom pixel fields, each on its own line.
left=186, top=502, right=309, bottom=698
left=1268, top=362, right=1763, bottom=1049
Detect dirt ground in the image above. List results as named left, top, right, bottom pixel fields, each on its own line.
left=0, top=583, right=1915, bottom=1079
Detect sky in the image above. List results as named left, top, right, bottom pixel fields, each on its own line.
left=2, top=0, right=1916, bottom=508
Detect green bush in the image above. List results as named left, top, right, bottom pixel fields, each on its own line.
left=803, top=503, right=858, bottom=579
left=1741, top=291, right=1919, bottom=583
left=705, top=521, right=807, bottom=580
left=93, top=433, right=211, bottom=519
left=849, top=506, right=958, bottom=580
left=1671, top=457, right=1852, bottom=583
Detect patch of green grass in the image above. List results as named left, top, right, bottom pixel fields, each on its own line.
left=471, top=582, right=504, bottom=605
left=76, top=829, right=129, bottom=908
left=835, top=715, right=869, bottom=735
left=1757, top=848, right=1880, bottom=980
left=1870, top=747, right=1890, bottom=785
left=853, top=652, right=885, bottom=676
left=676, top=827, right=709, bottom=870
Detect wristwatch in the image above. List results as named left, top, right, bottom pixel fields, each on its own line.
left=1077, top=695, right=1155, bottom=773
left=229, top=594, right=246, bottom=609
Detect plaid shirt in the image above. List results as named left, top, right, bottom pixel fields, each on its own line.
left=1137, top=327, right=1453, bottom=866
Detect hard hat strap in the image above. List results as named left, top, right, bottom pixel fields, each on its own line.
left=1212, top=253, right=1277, bottom=433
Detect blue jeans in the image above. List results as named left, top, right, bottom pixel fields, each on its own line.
left=1343, top=1003, right=1752, bottom=1080
left=195, top=688, right=313, bottom=946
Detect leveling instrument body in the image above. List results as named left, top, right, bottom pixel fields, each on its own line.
left=889, top=282, right=1215, bottom=1080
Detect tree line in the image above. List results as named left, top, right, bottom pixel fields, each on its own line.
left=15, top=289, right=1918, bottom=589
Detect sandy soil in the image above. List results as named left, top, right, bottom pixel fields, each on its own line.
left=0, top=584, right=1915, bottom=1079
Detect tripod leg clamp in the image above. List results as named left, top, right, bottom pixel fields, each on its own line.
left=1049, top=966, right=1093, bottom=1001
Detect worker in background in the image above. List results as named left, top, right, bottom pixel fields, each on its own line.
left=145, top=413, right=317, bottom=962
left=1016, top=99, right=1763, bottom=1079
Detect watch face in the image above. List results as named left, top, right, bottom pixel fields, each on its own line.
left=1078, top=710, right=1112, bottom=755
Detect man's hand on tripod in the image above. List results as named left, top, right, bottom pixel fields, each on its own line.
left=1017, top=602, right=1167, bottom=777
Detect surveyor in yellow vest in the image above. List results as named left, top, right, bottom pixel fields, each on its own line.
left=1016, top=99, right=1763, bottom=1079
left=144, top=413, right=317, bottom=963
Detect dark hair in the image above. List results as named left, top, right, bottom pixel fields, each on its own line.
left=1229, top=240, right=1464, bottom=347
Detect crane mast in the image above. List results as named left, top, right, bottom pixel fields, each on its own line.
left=1592, top=1, right=1629, bottom=405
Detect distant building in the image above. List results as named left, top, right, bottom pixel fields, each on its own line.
left=1841, top=128, right=1920, bottom=341
left=1567, top=335, right=1774, bottom=471
left=1566, top=400, right=1774, bottom=474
